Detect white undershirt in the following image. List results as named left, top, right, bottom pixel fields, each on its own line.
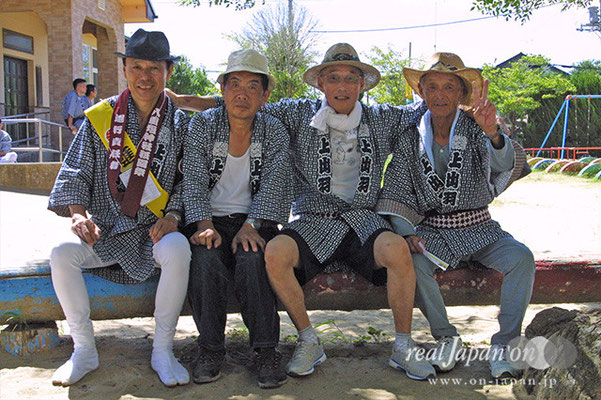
left=330, top=127, right=361, bottom=203
left=210, top=148, right=252, bottom=216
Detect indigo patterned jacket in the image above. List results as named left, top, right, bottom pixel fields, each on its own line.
left=48, top=95, right=189, bottom=283
left=259, top=98, right=428, bottom=263
left=377, top=110, right=528, bottom=267
left=183, top=106, right=292, bottom=226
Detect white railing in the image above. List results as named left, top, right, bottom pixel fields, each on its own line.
left=4, top=118, right=71, bottom=162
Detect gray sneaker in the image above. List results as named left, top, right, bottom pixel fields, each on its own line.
left=431, top=336, right=463, bottom=372
left=489, top=344, right=522, bottom=379
left=389, top=341, right=436, bottom=380
left=285, top=340, right=327, bottom=377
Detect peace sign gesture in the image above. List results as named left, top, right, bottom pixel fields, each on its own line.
left=471, top=79, right=499, bottom=137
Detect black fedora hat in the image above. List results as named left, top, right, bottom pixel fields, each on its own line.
left=115, top=28, right=180, bottom=62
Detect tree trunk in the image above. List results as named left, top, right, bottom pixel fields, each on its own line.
left=514, top=306, right=601, bottom=400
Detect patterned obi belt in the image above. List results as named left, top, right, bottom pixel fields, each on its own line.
left=421, top=207, right=491, bottom=230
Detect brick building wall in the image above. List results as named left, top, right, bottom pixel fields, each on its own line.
left=0, top=0, right=126, bottom=126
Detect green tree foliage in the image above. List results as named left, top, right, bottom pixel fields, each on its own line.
left=178, top=0, right=261, bottom=11
left=366, top=46, right=417, bottom=105
left=471, top=0, right=592, bottom=23
left=227, top=2, right=320, bottom=101
left=167, top=56, right=215, bottom=96
left=482, top=55, right=575, bottom=144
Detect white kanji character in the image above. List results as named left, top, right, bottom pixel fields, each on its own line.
left=109, top=149, right=121, bottom=159
left=147, top=125, right=157, bottom=135
left=138, top=150, right=150, bottom=160
left=111, top=137, right=122, bottom=147
left=134, top=167, right=146, bottom=177
left=109, top=160, right=120, bottom=170
left=149, top=116, right=159, bottom=126
left=114, top=114, right=125, bottom=123
left=113, top=126, right=123, bottom=134
left=141, top=141, right=153, bottom=151
left=137, top=159, right=148, bottom=169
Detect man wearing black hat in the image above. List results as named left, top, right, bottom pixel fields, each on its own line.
left=48, top=29, right=191, bottom=388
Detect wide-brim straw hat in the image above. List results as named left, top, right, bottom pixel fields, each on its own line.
left=303, top=43, right=381, bottom=92
left=115, top=28, right=180, bottom=62
left=217, top=49, right=276, bottom=92
left=403, top=52, right=483, bottom=106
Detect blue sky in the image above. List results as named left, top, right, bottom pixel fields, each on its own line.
left=127, top=0, right=601, bottom=80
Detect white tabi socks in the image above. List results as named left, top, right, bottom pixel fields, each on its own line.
left=150, top=232, right=191, bottom=387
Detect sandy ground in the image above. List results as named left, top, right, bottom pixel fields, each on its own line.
left=0, top=172, right=600, bottom=400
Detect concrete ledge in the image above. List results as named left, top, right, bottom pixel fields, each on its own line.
left=1, top=257, right=600, bottom=324
left=0, top=162, right=61, bottom=195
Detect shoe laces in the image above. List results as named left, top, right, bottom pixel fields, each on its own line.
left=293, top=340, right=316, bottom=358
left=257, top=348, right=281, bottom=370
left=197, top=348, right=224, bottom=364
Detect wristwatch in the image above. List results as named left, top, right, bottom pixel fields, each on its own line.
left=166, top=211, right=182, bottom=225
left=245, top=218, right=262, bottom=230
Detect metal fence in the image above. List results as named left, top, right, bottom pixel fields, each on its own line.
left=3, top=117, right=71, bottom=162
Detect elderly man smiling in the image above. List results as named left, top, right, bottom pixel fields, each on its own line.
left=378, top=52, right=534, bottom=379
left=48, top=29, right=191, bottom=388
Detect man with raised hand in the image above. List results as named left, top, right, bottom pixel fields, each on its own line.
left=378, top=52, right=534, bottom=379
left=183, top=49, right=291, bottom=389
left=48, top=29, right=191, bottom=387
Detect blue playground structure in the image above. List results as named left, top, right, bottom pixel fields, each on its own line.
left=537, top=95, right=601, bottom=159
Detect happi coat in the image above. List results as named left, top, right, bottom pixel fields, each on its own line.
left=377, top=110, right=529, bottom=268
left=256, top=98, right=428, bottom=263
left=48, top=95, right=189, bottom=283
left=183, top=106, right=292, bottom=226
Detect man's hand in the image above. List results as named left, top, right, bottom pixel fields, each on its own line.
left=232, top=223, right=265, bottom=253
left=471, top=79, right=498, bottom=137
left=405, top=235, right=426, bottom=254
left=190, top=220, right=222, bottom=248
left=71, top=213, right=101, bottom=245
left=149, top=215, right=178, bottom=244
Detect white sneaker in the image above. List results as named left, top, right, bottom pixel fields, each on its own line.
left=389, top=340, right=436, bottom=380
left=431, top=336, right=463, bottom=372
left=489, top=344, right=522, bottom=379
left=286, top=339, right=327, bottom=377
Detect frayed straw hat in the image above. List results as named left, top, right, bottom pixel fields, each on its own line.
left=303, top=43, right=381, bottom=92
left=403, top=52, right=483, bottom=105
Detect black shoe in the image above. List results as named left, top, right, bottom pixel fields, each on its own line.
left=256, top=347, right=287, bottom=389
left=192, top=348, right=225, bottom=384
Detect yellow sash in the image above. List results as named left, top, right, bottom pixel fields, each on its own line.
left=85, top=100, right=169, bottom=218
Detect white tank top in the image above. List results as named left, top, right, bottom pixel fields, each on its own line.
left=210, top=148, right=252, bottom=216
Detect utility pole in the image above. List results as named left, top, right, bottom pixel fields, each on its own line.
left=577, top=0, right=601, bottom=39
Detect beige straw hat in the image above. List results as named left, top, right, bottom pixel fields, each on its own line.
left=303, top=43, right=381, bottom=92
left=217, top=49, right=276, bottom=91
left=403, top=52, right=483, bottom=105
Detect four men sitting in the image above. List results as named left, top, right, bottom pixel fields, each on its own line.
left=48, top=28, right=534, bottom=388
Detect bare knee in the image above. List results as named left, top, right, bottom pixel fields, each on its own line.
left=264, top=235, right=298, bottom=277
left=374, top=231, right=412, bottom=272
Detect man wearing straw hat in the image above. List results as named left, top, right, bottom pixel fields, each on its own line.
left=183, top=49, right=291, bottom=389
left=48, top=29, right=191, bottom=387
left=378, top=52, right=534, bottom=379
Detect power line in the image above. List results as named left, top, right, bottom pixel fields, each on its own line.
left=311, top=15, right=495, bottom=33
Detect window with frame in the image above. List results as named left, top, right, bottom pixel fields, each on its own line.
left=3, top=29, right=34, bottom=54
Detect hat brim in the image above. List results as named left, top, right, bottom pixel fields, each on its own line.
left=403, top=67, right=483, bottom=106
left=217, top=67, right=276, bottom=92
left=114, top=52, right=181, bottom=62
left=303, top=60, right=381, bottom=92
